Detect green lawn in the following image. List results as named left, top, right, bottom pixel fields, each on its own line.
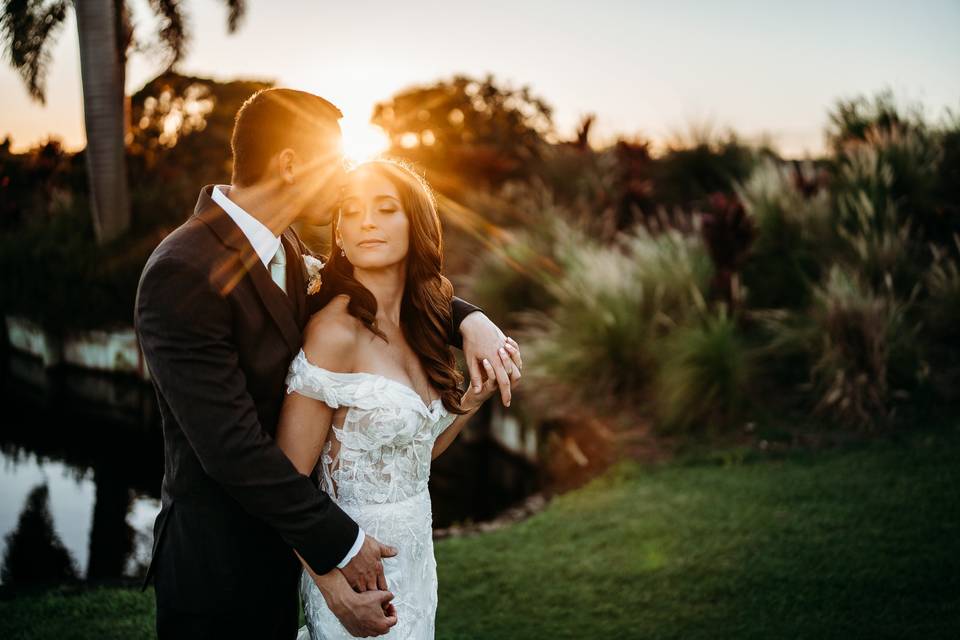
left=3, top=423, right=958, bottom=639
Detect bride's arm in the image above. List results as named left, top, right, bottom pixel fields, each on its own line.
left=276, top=389, right=335, bottom=476
left=432, top=358, right=500, bottom=460
left=277, top=297, right=357, bottom=475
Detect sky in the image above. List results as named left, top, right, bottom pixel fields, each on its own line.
left=2, top=0, right=958, bottom=157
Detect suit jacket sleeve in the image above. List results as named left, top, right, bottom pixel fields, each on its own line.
left=135, top=255, right=358, bottom=575
left=449, top=296, right=481, bottom=350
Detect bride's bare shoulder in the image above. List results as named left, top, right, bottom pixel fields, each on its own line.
left=302, top=295, right=363, bottom=371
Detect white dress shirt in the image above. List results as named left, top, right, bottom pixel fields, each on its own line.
left=212, top=184, right=366, bottom=570
left=211, top=185, right=281, bottom=269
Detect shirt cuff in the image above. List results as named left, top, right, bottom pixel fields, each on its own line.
left=336, top=527, right=366, bottom=569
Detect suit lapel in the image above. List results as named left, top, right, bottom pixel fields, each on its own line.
left=282, top=229, right=309, bottom=328
left=194, top=186, right=302, bottom=355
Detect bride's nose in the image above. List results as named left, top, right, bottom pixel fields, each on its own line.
left=360, top=208, right=377, bottom=230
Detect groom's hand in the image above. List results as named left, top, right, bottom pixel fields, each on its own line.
left=460, top=312, right=522, bottom=408
left=336, top=590, right=398, bottom=637
left=315, top=570, right=398, bottom=637
left=341, top=535, right=398, bottom=592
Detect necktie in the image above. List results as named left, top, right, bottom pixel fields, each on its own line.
left=269, top=242, right=287, bottom=295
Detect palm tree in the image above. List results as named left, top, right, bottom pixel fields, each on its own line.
left=1, top=0, right=246, bottom=243
left=74, top=0, right=129, bottom=243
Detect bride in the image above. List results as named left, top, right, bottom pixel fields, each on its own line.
left=276, top=159, right=513, bottom=639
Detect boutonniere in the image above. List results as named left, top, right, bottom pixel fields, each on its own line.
left=303, top=254, right=325, bottom=295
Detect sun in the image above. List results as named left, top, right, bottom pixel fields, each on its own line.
left=340, top=114, right=390, bottom=165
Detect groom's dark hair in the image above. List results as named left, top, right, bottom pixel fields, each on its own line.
left=231, top=88, right=343, bottom=186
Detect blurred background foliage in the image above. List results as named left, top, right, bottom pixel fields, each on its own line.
left=2, top=73, right=958, bottom=443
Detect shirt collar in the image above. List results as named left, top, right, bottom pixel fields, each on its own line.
left=211, top=185, right=282, bottom=268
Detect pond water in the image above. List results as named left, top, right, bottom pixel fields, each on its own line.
left=0, top=353, right=538, bottom=589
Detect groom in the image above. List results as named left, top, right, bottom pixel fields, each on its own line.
left=135, top=88, right=521, bottom=639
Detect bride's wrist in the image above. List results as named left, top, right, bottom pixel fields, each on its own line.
left=313, top=569, right=345, bottom=603
left=460, top=392, right=481, bottom=413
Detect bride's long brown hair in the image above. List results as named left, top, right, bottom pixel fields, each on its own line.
left=316, top=160, right=465, bottom=414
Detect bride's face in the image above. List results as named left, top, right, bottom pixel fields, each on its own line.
left=337, top=168, right=410, bottom=271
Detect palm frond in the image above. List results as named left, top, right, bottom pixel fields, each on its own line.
left=147, top=0, right=187, bottom=68
left=221, top=0, right=245, bottom=33
left=0, top=0, right=69, bottom=103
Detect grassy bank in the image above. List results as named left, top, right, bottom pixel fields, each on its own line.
left=3, top=423, right=958, bottom=639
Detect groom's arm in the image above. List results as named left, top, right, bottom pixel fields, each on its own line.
left=449, top=297, right=480, bottom=349
left=135, top=255, right=358, bottom=576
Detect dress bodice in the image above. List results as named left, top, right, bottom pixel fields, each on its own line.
left=285, top=349, right=456, bottom=507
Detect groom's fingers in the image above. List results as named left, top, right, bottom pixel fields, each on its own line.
left=504, top=341, right=522, bottom=379
left=379, top=543, right=398, bottom=558
left=378, top=590, right=398, bottom=626
left=383, top=602, right=397, bottom=619
left=499, top=346, right=521, bottom=388
left=506, top=337, right=522, bottom=369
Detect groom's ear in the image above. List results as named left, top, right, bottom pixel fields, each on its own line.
left=274, top=148, right=298, bottom=185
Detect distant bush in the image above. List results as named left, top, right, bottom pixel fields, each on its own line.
left=737, top=159, right=833, bottom=310
left=0, top=73, right=271, bottom=331
left=0, top=199, right=154, bottom=331
left=649, top=129, right=770, bottom=211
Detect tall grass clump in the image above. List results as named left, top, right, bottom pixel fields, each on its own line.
left=758, top=265, right=921, bottom=430
left=920, top=236, right=960, bottom=402
left=829, top=92, right=948, bottom=249
left=653, top=308, right=753, bottom=433
left=463, top=214, right=588, bottom=328
left=831, top=142, right=924, bottom=296
left=520, top=226, right=713, bottom=418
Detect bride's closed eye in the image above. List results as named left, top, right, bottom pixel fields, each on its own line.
left=339, top=201, right=397, bottom=216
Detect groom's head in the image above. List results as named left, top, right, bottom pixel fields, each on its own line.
left=231, top=88, right=346, bottom=225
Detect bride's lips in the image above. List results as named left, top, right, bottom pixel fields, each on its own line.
left=357, top=239, right=386, bottom=248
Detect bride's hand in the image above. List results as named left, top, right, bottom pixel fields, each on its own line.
left=460, top=312, right=522, bottom=407
left=460, top=358, right=500, bottom=413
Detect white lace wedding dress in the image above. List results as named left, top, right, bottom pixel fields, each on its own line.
left=285, top=348, right=456, bottom=640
